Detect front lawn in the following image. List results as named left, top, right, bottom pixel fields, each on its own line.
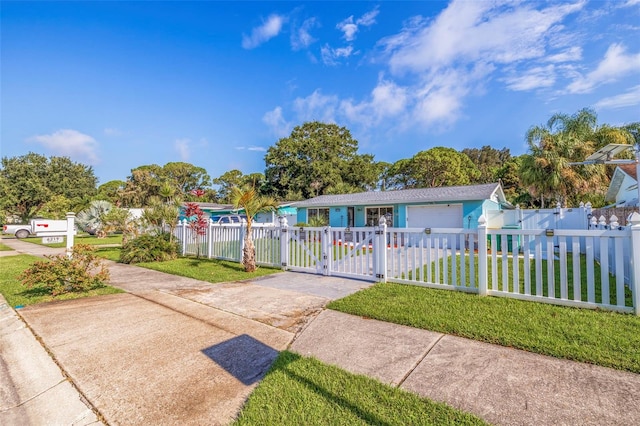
left=138, top=256, right=282, bottom=283
left=328, top=283, right=640, bottom=374
left=234, top=351, right=486, bottom=426
left=0, top=255, right=123, bottom=307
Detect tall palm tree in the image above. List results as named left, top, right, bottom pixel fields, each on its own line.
left=520, top=108, right=610, bottom=207
left=231, top=185, right=280, bottom=272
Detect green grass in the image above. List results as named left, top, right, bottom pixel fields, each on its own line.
left=406, top=253, right=633, bottom=307
left=328, top=283, right=640, bottom=373
left=0, top=242, right=13, bottom=251
left=137, top=256, right=282, bottom=283
left=234, top=351, right=486, bottom=426
left=0, top=255, right=124, bottom=307
left=23, top=234, right=123, bottom=248
left=94, top=246, right=281, bottom=283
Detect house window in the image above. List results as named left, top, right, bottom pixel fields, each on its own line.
left=366, top=206, right=393, bottom=226
left=308, top=208, right=330, bottom=224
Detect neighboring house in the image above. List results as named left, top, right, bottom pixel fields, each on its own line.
left=605, top=163, right=639, bottom=207
left=179, top=203, right=238, bottom=221
left=179, top=202, right=297, bottom=224
left=254, top=204, right=297, bottom=224
left=292, top=182, right=512, bottom=229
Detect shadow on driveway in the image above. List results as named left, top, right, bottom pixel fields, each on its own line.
left=202, top=334, right=279, bottom=386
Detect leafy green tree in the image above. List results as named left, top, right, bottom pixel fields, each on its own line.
left=162, top=162, right=211, bottom=196
left=119, top=165, right=164, bottom=207
left=214, top=170, right=246, bottom=202
left=101, top=206, right=139, bottom=244
left=119, top=162, right=215, bottom=207
left=96, top=180, right=126, bottom=204
left=0, top=152, right=97, bottom=222
left=38, top=195, right=74, bottom=220
left=231, top=185, right=279, bottom=272
left=495, top=157, right=528, bottom=205
left=386, top=147, right=480, bottom=189
left=381, top=159, right=413, bottom=190
left=462, top=146, right=511, bottom=184
left=264, top=121, right=379, bottom=199
left=142, top=182, right=182, bottom=241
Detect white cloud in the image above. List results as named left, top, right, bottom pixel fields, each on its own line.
left=293, top=89, right=339, bottom=123
left=242, top=14, right=286, bottom=49
left=321, top=44, right=354, bottom=66
left=594, top=85, right=640, bottom=109
left=384, top=0, right=584, bottom=73
left=566, top=43, right=640, bottom=94
left=368, top=0, right=585, bottom=126
left=291, top=17, right=318, bottom=51
left=263, top=106, right=292, bottom=137
left=337, top=17, right=358, bottom=41
left=504, top=65, right=557, bottom=91
left=622, top=0, right=640, bottom=7
left=545, top=46, right=582, bottom=63
left=29, top=129, right=100, bottom=165
left=337, top=7, right=379, bottom=41
left=341, top=77, right=409, bottom=126
left=235, top=146, right=267, bottom=152
left=412, top=64, right=494, bottom=128
left=174, top=138, right=190, bottom=161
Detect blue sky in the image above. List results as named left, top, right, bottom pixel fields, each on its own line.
left=2, top=1, right=639, bottom=185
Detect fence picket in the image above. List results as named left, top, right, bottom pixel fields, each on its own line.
left=600, top=237, right=609, bottom=305
left=572, top=240, right=581, bottom=301
left=559, top=237, right=568, bottom=300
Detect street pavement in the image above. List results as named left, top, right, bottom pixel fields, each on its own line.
left=1, top=237, right=639, bottom=425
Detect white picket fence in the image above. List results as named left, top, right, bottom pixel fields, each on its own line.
left=175, top=214, right=640, bottom=315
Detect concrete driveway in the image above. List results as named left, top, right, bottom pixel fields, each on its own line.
left=3, top=237, right=374, bottom=425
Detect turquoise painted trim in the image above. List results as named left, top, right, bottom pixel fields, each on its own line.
left=293, top=199, right=504, bottom=228
left=297, top=208, right=307, bottom=224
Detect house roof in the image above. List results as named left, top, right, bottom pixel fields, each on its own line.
left=605, top=164, right=638, bottom=204
left=618, top=163, right=638, bottom=180
left=293, top=183, right=506, bottom=208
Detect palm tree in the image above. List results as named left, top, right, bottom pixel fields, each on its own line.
left=231, top=185, right=280, bottom=272
left=520, top=108, right=609, bottom=207
left=76, top=200, right=112, bottom=235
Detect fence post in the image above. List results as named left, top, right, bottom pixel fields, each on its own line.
left=629, top=212, right=640, bottom=316
left=181, top=219, right=187, bottom=255
left=322, top=226, right=332, bottom=276
left=477, top=215, right=488, bottom=296
left=376, top=216, right=388, bottom=283
left=279, top=217, right=289, bottom=271
left=207, top=218, right=214, bottom=259
left=66, top=212, right=75, bottom=258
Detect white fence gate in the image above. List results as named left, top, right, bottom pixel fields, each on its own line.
left=175, top=214, right=640, bottom=315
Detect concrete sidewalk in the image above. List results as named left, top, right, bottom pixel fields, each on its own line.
left=2, top=237, right=640, bottom=425
left=291, top=310, right=640, bottom=426
left=0, top=294, right=101, bottom=425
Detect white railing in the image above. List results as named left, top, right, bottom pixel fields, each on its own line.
left=175, top=214, right=640, bottom=315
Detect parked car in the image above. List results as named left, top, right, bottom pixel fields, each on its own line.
left=2, top=219, right=72, bottom=239
left=212, top=214, right=247, bottom=225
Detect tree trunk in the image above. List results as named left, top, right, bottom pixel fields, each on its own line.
left=243, top=235, right=256, bottom=272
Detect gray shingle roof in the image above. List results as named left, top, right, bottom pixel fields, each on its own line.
left=293, top=183, right=503, bottom=207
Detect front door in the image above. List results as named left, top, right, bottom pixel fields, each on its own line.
left=347, top=207, right=355, bottom=228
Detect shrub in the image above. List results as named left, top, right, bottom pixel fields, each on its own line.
left=20, top=244, right=110, bottom=296
left=308, top=216, right=328, bottom=227
left=119, top=233, right=179, bottom=264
